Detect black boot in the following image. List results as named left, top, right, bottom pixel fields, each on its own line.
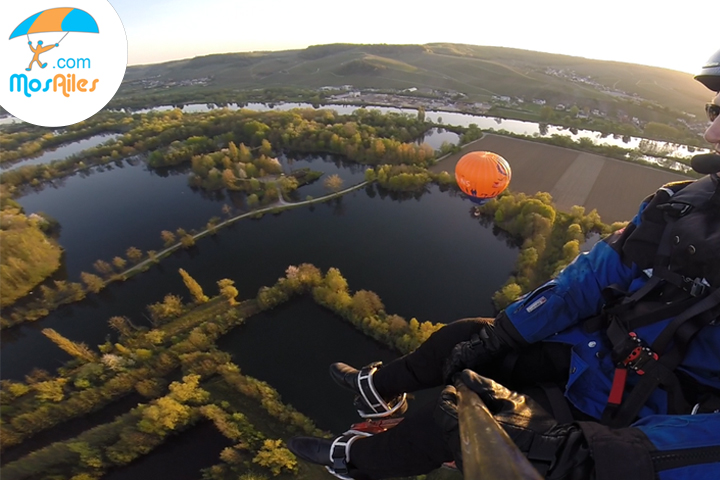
left=330, top=361, right=407, bottom=418
left=288, top=432, right=369, bottom=480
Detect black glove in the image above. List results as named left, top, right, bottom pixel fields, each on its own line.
left=433, top=384, right=465, bottom=473
left=442, top=323, right=509, bottom=384
left=459, top=370, right=593, bottom=479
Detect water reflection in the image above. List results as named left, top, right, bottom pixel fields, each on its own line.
left=1, top=134, right=121, bottom=171
left=127, top=101, right=707, bottom=164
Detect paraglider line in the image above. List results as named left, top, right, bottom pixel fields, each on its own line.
left=58, top=32, right=69, bottom=44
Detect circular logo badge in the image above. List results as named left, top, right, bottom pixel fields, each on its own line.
left=0, top=1, right=127, bottom=127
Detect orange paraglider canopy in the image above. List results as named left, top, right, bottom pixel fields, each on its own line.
left=454, top=151, right=511, bottom=204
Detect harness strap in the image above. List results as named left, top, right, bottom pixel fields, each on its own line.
left=606, top=304, right=719, bottom=428
left=652, top=289, right=720, bottom=354
left=539, top=383, right=574, bottom=425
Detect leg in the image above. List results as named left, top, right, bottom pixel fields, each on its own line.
left=349, top=400, right=453, bottom=478
left=372, top=318, right=492, bottom=397
left=289, top=398, right=453, bottom=479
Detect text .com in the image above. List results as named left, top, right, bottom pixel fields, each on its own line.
left=56, top=57, right=91, bottom=69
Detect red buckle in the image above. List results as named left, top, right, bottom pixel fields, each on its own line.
left=620, top=332, right=658, bottom=375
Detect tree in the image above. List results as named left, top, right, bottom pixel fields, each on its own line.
left=80, top=271, right=105, bottom=293
left=218, top=279, right=239, bottom=305
left=252, top=439, right=298, bottom=476
left=41, top=328, right=97, bottom=362
left=126, top=247, right=143, bottom=263
left=147, top=294, right=184, bottom=322
left=161, top=230, right=176, bottom=247
left=112, top=257, right=127, bottom=271
left=179, top=268, right=208, bottom=303
left=259, top=139, right=273, bottom=156
left=324, top=174, right=344, bottom=192
left=109, top=316, right=133, bottom=337
left=33, top=378, right=68, bottom=402
left=168, top=374, right=209, bottom=404
left=180, top=234, right=196, bottom=248
left=222, top=169, right=238, bottom=190
left=238, top=143, right=252, bottom=163
left=228, top=141, right=239, bottom=161
left=138, top=396, right=192, bottom=435
left=351, top=290, right=384, bottom=320
left=93, top=259, right=113, bottom=276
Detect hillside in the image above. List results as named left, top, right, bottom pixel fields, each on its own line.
left=119, top=43, right=710, bottom=123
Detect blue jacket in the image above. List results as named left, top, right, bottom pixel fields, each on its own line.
left=501, top=179, right=720, bottom=478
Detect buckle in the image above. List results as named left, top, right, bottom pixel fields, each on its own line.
left=688, top=277, right=707, bottom=297
left=618, top=332, right=658, bottom=375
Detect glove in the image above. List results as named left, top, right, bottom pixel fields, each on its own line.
left=433, top=384, right=464, bottom=472
left=459, top=370, right=593, bottom=479
left=442, top=323, right=509, bottom=384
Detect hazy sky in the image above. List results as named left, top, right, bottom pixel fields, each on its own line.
left=109, top=0, right=715, bottom=74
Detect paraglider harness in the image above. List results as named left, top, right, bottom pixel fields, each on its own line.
left=583, top=174, right=720, bottom=428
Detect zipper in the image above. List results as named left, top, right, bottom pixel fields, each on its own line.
left=651, top=445, right=720, bottom=471
left=519, top=282, right=557, bottom=308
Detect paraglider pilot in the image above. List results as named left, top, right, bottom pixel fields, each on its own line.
left=26, top=40, right=59, bottom=71
left=289, top=49, right=720, bottom=479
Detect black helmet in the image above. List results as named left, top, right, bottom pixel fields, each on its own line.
left=695, top=48, right=720, bottom=92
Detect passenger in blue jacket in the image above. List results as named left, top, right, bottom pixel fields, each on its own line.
left=289, top=50, right=720, bottom=479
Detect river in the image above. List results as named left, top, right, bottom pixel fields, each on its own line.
left=128, top=101, right=708, bottom=164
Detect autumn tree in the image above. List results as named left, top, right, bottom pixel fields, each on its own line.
left=80, top=271, right=105, bottom=294
left=93, top=259, right=113, bottom=277
left=238, top=143, right=252, bottom=163
left=324, top=174, right=344, bottom=192
left=222, top=169, right=239, bottom=190
left=33, top=378, right=68, bottom=402
left=168, top=374, right=209, bottom=404
left=161, top=230, right=176, bottom=247
left=351, top=290, right=385, bottom=320
left=126, top=247, right=143, bottom=263
left=147, top=294, right=184, bottom=323
left=218, top=279, right=239, bottom=305
left=147, top=250, right=158, bottom=263
left=253, top=439, right=298, bottom=475
left=108, top=316, right=133, bottom=337
left=179, top=268, right=208, bottom=303
left=259, top=139, right=273, bottom=156
left=112, top=257, right=127, bottom=271
left=228, top=141, right=239, bottom=161
left=180, top=234, right=196, bottom=248
left=42, top=328, right=97, bottom=362
left=137, top=396, right=192, bottom=435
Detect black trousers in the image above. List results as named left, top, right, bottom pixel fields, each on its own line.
left=349, top=318, right=579, bottom=479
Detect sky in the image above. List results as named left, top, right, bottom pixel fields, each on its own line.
left=109, top=0, right=715, bottom=74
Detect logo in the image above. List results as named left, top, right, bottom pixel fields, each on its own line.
left=0, top=1, right=127, bottom=127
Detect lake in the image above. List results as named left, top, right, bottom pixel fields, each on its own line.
left=1, top=133, right=120, bottom=171
left=4, top=155, right=518, bottom=382
left=3, top=150, right=517, bottom=478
